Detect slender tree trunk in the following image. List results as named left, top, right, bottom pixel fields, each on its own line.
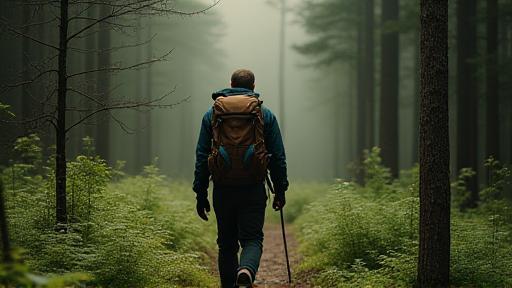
left=55, top=0, right=69, bottom=226
left=356, top=0, right=375, bottom=183
left=84, top=6, right=96, bottom=141
left=279, top=0, right=286, bottom=138
left=356, top=0, right=366, bottom=184
left=21, top=5, right=31, bottom=130
left=334, top=67, right=342, bottom=177
left=135, top=18, right=152, bottom=170
left=96, top=5, right=111, bottom=163
left=0, top=178, right=12, bottom=263
left=37, top=5, right=53, bottom=157
left=135, top=17, right=143, bottom=171
left=412, top=31, right=420, bottom=164
left=363, top=0, right=375, bottom=148
left=417, top=0, right=450, bottom=286
left=144, top=20, right=152, bottom=165
left=486, top=0, right=499, bottom=161
left=380, top=0, right=399, bottom=178
left=457, top=0, right=479, bottom=208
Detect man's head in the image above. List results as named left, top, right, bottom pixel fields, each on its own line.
left=230, top=69, right=255, bottom=90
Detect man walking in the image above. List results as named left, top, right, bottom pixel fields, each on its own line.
left=193, top=69, right=288, bottom=287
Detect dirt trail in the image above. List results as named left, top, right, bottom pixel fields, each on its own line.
left=253, top=223, right=310, bottom=288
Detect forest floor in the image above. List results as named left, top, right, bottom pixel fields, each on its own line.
left=209, top=222, right=311, bottom=288
left=254, top=223, right=310, bottom=288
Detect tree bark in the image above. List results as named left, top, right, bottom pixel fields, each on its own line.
left=379, top=0, right=399, bottom=178
left=56, top=0, right=69, bottom=226
left=144, top=20, right=152, bottom=165
left=135, top=17, right=143, bottom=170
left=96, top=5, right=111, bottom=163
left=21, top=4, right=31, bottom=130
left=413, top=31, right=420, bottom=164
left=486, top=0, right=499, bottom=161
left=136, top=18, right=152, bottom=170
left=356, top=0, right=374, bottom=184
left=0, top=178, right=12, bottom=263
left=417, top=0, right=450, bottom=286
left=364, top=0, right=375, bottom=149
left=84, top=6, right=96, bottom=141
left=456, top=0, right=479, bottom=208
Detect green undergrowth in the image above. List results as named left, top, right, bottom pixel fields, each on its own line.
left=295, top=147, right=512, bottom=287
left=1, top=135, right=217, bottom=287
left=265, top=181, right=330, bottom=224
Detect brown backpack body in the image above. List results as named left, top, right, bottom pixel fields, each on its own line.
left=208, top=95, right=268, bottom=186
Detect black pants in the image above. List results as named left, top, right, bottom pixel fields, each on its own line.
left=213, top=183, right=267, bottom=288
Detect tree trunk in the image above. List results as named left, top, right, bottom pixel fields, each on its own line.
left=135, top=17, right=143, bottom=171
left=84, top=6, right=96, bottom=141
left=379, top=0, right=399, bottom=178
left=417, top=0, right=450, bottom=286
left=356, top=0, right=366, bottom=184
left=456, top=0, right=479, bottom=208
left=364, top=0, right=375, bottom=148
left=486, top=0, right=499, bottom=161
left=21, top=4, right=31, bottom=130
left=0, top=178, right=12, bottom=263
left=356, top=0, right=375, bottom=184
left=55, top=0, right=69, bottom=226
left=144, top=20, right=152, bottom=165
left=278, top=0, right=286, bottom=138
left=135, top=18, right=152, bottom=170
left=96, top=5, right=111, bottom=163
left=412, top=31, right=420, bottom=164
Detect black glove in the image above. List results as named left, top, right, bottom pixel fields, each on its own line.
left=196, top=193, right=210, bottom=221
left=272, top=191, right=286, bottom=211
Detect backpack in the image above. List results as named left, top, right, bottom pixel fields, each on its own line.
left=207, top=95, right=268, bottom=186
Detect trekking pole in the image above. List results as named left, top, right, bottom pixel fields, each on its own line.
left=280, top=208, right=292, bottom=284
left=265, top=175, right=292, bottom=284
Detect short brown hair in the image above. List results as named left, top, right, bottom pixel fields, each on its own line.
left=231, top=69, right=255, bottom=90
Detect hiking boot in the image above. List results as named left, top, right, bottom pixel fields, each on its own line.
left=236, top=268, right=253, bottom=288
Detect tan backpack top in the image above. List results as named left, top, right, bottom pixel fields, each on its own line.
left=207, top=95, right=268, bottom=186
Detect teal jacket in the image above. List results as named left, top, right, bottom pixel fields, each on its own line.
left=193, top=88, right=289, bottom=196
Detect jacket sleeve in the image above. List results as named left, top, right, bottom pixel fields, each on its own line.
left=263, top=107, right=289, bottom=194
left=193, top=109, right=213, bottom=196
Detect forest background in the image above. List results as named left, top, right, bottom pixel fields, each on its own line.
left=0, top=0, right=511, bottom=287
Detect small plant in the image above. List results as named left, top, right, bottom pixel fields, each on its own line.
left=451, top=167, right=476, bottom=209
left=362, top=147, right=392, bottom=195
left=111, top=160, right=127, bottom=182
left=138, top=158, right=166, bottom=211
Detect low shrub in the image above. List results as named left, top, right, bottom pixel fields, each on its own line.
left=295, top=148, right=512, bottom=287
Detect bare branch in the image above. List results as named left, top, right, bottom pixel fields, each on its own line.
left=0, top=17, right=60, bottom=50
left=68, top=33, right=156, bottom=54
left=10, top=1, right=60, bottom=6
left=110, top=112, right=136, bottom=134
left=65, top=88, right=184, bottom=133
left=66, top=0, right=221, bottom=42
left=0, top=69, right=58, bottom=95
left=1, top=112, right=57, bottom=126
left=66, top=2, right=146, bottom=42
left=16, top=17, right=58, bottom=29
left=67, top=87, right=104, bottom=106
left=68, top=16, right=134, bottom=29
left=67, top=49, right=173, bottom=78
